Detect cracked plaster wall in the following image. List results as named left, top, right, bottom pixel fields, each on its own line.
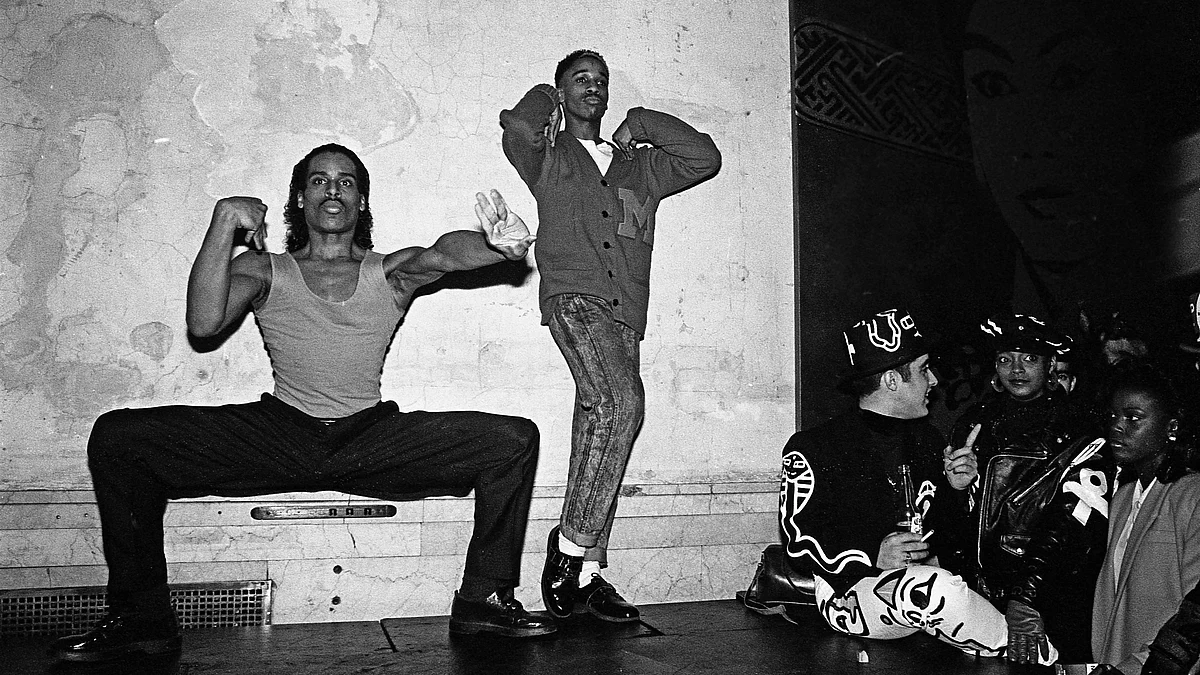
left=0, top=0, right=793, bottom=491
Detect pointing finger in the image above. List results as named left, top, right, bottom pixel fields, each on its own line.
left=966, top=423, right=982, bottom=448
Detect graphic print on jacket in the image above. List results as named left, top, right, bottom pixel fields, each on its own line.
left=780, top=449, right=936, bottom=576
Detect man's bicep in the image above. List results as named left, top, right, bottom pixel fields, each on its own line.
left=227, top=255, right=269, bottom=316
left=383, top=247, right=447, bottom=295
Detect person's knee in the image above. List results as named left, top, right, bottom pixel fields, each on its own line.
left=87, top=408, right=137, bottom=464
left=502, top=416, right=540, bottom=456
left=605, top=375, right=645, bottom=419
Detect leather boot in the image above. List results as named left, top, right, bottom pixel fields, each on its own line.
left=51, top=610, right=181, bottom=662
left=541, top=526, right=582, bottom=619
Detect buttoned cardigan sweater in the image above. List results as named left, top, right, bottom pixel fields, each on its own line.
left=500, top=84, right=721, bottom=336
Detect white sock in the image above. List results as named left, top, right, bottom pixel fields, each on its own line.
left=578, top=561, right=602, bottom=586
left=557, top=533, right=586, bottom=557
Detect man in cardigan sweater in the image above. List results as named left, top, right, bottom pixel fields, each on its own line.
left=500, top=49, right=720, bottom=622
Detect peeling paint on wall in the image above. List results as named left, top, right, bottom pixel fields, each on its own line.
left=1, top=0, right=794, bottom=491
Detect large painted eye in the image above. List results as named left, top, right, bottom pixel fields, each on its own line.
left=969, top=70, right=1018, bottom=98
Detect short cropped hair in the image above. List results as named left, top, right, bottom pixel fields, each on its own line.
left=845, top=359, right=916, bottom=398
left=555, top=49, right=606, bottom=87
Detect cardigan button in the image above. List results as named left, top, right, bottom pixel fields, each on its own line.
left=603, top=242, right=611, bottom=249
left=601, top=179, right=609, bottom=187
left=612, top=299, right=620, bottom=306
left=602, top=210, right=610, bottom=218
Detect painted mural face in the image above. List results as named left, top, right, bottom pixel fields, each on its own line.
left=963, top=0, right=1140, bottom=310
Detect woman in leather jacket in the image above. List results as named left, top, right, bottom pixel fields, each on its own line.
left=949, top=313, right=1100, bottom=661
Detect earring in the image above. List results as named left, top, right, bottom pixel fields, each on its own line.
left=990, top=374, right=1003, bottom=393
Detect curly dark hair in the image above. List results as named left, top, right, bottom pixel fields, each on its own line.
left=1107, top=359, right=1195, bottom=484
left=283, top=144, right=374, bottom=253
left=555, top=49, right=606, bottom=87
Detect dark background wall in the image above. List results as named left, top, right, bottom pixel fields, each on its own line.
left=793, top=0, right=1200, bottom=432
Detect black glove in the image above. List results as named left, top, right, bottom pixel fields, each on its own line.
left=1006, top=599, right=1049, bottom=664
left=1144, top=598, right=1200, bottom=675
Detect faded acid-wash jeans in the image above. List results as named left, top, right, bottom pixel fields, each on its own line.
left=547, top=294, right=646, bottom=565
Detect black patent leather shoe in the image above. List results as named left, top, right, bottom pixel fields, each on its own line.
left=575, top=574, right=640, bottom=622
left=541, top=526, right=582, bottom=619
left=448, top=590, right=557, bottom=637
left=51, top=610, right=181, bottom=662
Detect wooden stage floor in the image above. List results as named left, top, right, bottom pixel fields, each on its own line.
left=5, top=599, right=1056, bottom=674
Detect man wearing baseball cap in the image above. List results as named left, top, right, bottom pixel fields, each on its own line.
left=779, top=308, right=1057, bottom=661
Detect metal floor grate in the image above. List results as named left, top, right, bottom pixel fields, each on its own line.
left=0, top=581, right=272, bottom=637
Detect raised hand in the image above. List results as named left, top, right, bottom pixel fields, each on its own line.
left=944, top=423, right=981, bottom=491
left=212, top=196, right=267, bottom=251
left=475, top=189, right=535, bottom=260
left=612, top=118, right=635, bottom=160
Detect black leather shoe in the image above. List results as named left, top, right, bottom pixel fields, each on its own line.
left=575, top=574, right=640, bottom=622
left=51, top=610, right=181, bottom=662
left=448, top=590, right=557, bottom=637
left=541, top=526, right=582, bottom=619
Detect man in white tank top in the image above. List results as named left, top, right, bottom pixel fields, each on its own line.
left=54, top=144, right=554, bottom=663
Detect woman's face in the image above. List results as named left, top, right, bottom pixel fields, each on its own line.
left=995, top=350, right=1051, bottom=400
left=1107, top=386, right=1176, bottom=472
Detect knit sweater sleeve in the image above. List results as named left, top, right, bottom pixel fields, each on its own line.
left=624, top=107, right=721, bottom=197
left=499, top=84, right=559, bottom=187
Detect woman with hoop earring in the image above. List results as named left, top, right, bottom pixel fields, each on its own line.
left=946, top=313, right=1100, bottom=662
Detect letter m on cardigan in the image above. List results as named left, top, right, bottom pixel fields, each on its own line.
left=617, top=188, right=655, bottom=246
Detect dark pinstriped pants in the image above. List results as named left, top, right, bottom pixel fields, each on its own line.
left=87, top=394, right=539, bottom=613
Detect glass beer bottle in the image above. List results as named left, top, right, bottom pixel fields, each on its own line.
left=897, top=463, right=922, bottom=534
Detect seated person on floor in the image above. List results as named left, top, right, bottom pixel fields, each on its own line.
left=948, top=313, right=1100, bottom=661
left=779, top=307, right=1057, bottom=662
left=53, top=144, right=554, bottom=664
left=1089, top=362, right=1200, bottom=675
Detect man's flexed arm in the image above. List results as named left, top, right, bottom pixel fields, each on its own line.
left=612, top=107, right=721, bottom=195
left=186, top=197, right=270, bottom=337
left=388, top=190, right=535, bottom=288
left=499, top=84, right=559, bottom=185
